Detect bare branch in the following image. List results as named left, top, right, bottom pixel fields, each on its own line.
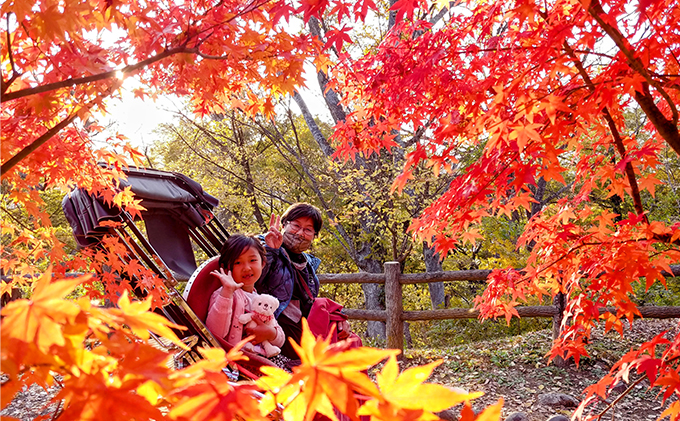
left=165, top=122, right=289, bottom=204
left=256, top=113, right=358, bottom=260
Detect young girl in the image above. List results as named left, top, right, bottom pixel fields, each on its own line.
left=205, top=234, right=286, bottom=362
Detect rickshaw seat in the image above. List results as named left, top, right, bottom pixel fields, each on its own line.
left=183, top=256, right=221, bottom=323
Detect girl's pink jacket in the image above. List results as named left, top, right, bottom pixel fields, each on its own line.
left=206, top=287, right=285, bottom=348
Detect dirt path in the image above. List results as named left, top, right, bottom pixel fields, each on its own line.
left=393, top=318, right=679, bottom=420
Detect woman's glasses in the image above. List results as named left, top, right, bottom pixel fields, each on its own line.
left=286, top=221, right=315, bottom=237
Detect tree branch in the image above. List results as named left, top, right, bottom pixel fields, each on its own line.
left=633, top=86, right=680, bottom=156
left=588, top=0, right=678, bottom=125
left=258, top=112, right=358, bottom=260
left=561, top=41, right=646, bottom=218
left=2, top=47, right=187, bottom=103
left=1, top=79, right=123, bottom=177
left=1, top=112, right=79, bottom=177
left=166, top=123, right=289, bottom=204
left=587, top=0, right=680, bottom=156
left=2, top=13, right=21, bottom=95
left=595, top=375, right=646, bottom=420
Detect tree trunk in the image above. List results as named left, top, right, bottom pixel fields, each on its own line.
left=423, top=242, right=445, bottom=309
left=530, top=176, right=546, bottom=217
left=358, top=257, right=386, bottom=341
left=292, top=91, right=335, bottom=156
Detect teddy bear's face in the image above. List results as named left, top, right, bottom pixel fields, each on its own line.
left=252, top=294, right=279, bottom=317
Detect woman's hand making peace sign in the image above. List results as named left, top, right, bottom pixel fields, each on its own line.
left=264, top=214, right=283, bottom=249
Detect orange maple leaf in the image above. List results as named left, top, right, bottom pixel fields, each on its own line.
left=168, top=347, right=261, bottom=421
left=0, top=269, right=87, bottom=353
left=0, top=280, right=13, bottom=297
left=472, top=399, right=503, bottom=421
left=257, top=319, right=397, bottom=421
left=659, top=400, right=680, bottom=421
left=168, top=375, right=263, bottom=421
left=637, top=173, right=663, bottom=197
left=55, top=372, right=166, bottom=421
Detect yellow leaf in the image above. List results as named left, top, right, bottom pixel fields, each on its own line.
left=109, top=291, right=187, bottom=350
left=1, top=280, right=13, bottom=296
left=32, top=268, right=89, bottom=299
left=375, top=355, right=400, bottom=389
left=377, top=356, right=483, bottom=411
left=323, top=346, right=401, bottom=372
left=137, top=380, right=164, bottom=405
left=257, top=365, right=293, bottom=391
left=261, top=320, right=397, bottom=421
left=170, top=346, right=246, bottom=388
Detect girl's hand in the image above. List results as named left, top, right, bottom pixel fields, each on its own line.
left=264, top=214, right=283, bottom=249
left=210, top=268, right=243, bottom=296
left=244, top=316, right=277, bottom=344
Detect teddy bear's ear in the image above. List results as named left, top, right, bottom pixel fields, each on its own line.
left=264, top=294, right=279, bottom=311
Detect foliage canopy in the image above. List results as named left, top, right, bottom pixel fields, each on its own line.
left=329, top=0, right=680, bottom=417
left=2, top=0, right=680, bottom=418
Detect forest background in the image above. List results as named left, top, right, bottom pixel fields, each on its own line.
left=2, top=0, right=680, bottom=419
left=125, top=0, right=680, bottom=346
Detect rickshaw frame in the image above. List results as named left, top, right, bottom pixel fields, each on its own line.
left=62, top=165, right=274, bottom=376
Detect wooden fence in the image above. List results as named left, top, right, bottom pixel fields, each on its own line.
left=318, top=262, right=680, bottom=353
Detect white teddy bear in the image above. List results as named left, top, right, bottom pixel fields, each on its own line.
left=238, top=293, right=281, bottom=357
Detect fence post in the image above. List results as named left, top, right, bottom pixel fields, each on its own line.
left=384, top=261, right=403, bottom=354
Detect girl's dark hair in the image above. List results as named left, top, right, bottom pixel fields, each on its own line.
left=218, top=234, right=266, bottom=271
left=281, top=202, right=323, bottom=235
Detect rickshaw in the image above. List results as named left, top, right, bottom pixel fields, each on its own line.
left=62, top=166, right=276, bottom=379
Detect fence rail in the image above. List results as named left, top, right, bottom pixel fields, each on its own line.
left=318, top=263, right=680, bottom=353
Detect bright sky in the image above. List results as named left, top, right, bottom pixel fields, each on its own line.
left=100, top=87, right=185, bottom=150
left=101, top=63, right=333, bottom=150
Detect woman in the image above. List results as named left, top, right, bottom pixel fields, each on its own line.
left=254, top=202, right=351, bottom=359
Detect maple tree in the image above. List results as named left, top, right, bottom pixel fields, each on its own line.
left=1, top=0, right=322, bottom=305
left=328, top=0, right=680, bottom=418
left=5, top=0, right=678, bottom=416
left=1, top=0, right=504, bottom=419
